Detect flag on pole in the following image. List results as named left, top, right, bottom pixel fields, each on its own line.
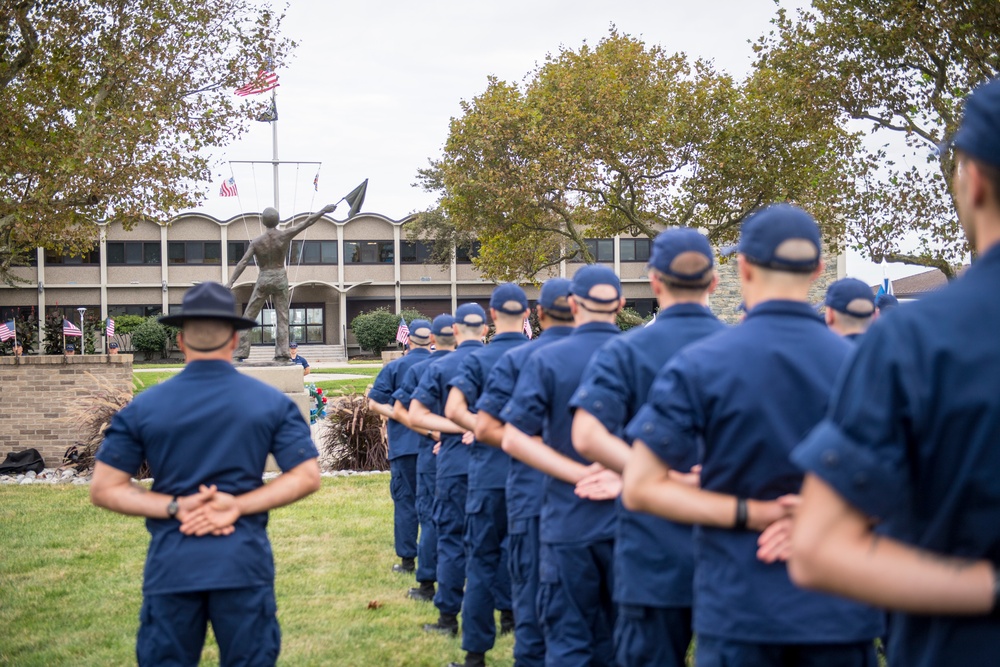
left=0, top=320, right=14, bottom=342
left=63, top=319, right=83, bottom=337
left=396, top=317, right=410, bottom=346
left=342, top=179, right=368, bottom=218
left=256, top=97, right=278, bottom=122
left=523, top=316, right=533, bottom=339
left=106, top=318, right=115, bottom=337
left=220, top=177, right=239, bottom=197
left=313, top=172, right=320, bottom=192
left=235, top=69, right=279, bottom=96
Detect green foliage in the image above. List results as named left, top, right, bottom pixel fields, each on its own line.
left=42, top=311, right=64, bottom=354
left=130, top=316, right=168, bottom=360
left=399, top=308, right=430, bottom=325
left=0, top=1, right=297, bottom=283
left=0, top=313, right=38, bottom=355
left=112, top=315, right=146, bottom=335
left=351, top=308, right=401, bottom=353
left=616, top=307, right=645, bottom=332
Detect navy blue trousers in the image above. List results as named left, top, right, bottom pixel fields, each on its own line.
left=538, top=540, right=615, bottom=667
left=433, top=474, right=468, bottom=615
left=461, top=488, right=512, bottom=654
left=416, top=470, right=438, bottom=583
left=613, top=604, right=692, bottom=667
left=389, top=455, right=418, bottom=559
left=137, top=585, right=280, bottom=667
left=696, top=636, right=878, bottom=667
left=509, top=516, right=544, bottom=667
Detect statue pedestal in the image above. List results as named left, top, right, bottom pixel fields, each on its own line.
left=235, top=363, right=310, bottom=471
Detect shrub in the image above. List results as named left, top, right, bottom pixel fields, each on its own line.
left=131, top=316, right=168, bottom=359
left=112, top=315, right=146, bottom=335
left=616, top=306, right=645, bottom=332
left=399, top=308, right=430, bottom=325
left=351, top=308, right=400, bottom=353
left=318, top=393, right=388, bottom=471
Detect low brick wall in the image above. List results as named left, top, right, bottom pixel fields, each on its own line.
left=0, top=355, right=133, bottom=467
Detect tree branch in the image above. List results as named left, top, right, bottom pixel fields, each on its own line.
left=872, top=251, right=956, bottom=280
left=0, top=1, right=39, bottom=90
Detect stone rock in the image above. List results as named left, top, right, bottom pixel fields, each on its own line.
left=25, top=470, right=36, bottom=479
left=72, top=478, right=88, bottom=485
left=19, top=477, right=33, bottom=484
left=61, top=469, right=76, bottom=478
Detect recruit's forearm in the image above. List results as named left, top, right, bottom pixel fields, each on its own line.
left=502, top=423, right=591, bottom=484
left=444, top=387, right=477, bottom=432
left=235, top=458, right=321, bottom=516
left=572, top=409, right=630, bottom=473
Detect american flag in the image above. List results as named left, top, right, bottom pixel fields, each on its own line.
left=235, top=69, right=279, bottom=96
left=63, top=319, right=83, bottom=337
left=106, top=318, right=115, bottom=337
left=220, top=177, right=238, bottom=197
left=0, top=320, right=14, bottom=342
left=313, top=172, right=319, bottom=192
left=396, top=317, right=410, bottom=346
left=523, top=316, right=533, bottom=339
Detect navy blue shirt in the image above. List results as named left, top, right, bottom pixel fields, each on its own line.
left=449, top=332, right=528, bottom=490
left=412, top=340, right=484, bottom=479
left=97, top=360, right=317, bottom=595
left=502, top=322, right=620, bottom=545
left=369, top=348, right=431, bottom=459
left=626, top=301, right=882, bottom=643
left=477, top=326, right=574, bottom=520
left=793, top=244, right=1000, bottom=667
left=393, top=350, right=451, bottom=474
left=571, top=303, right=725, bottom=608
left=290, top=354, right=309, bottom=370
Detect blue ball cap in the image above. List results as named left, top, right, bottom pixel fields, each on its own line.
left=738, top=204, right=821, bottom=272
left=66, top=344, right=75, bottom=352
left=431, top=314, right=455, bottom=336
left=108, top=341, right=119, bottom=349
left=875, top=293, right=899, bottom=310
left=952, top=78, right=1000, bottom=169
left=570, top=265, right=622, bottom=304
left=408, top=318, right=433, bottom=343
left=455, top=302, right=487, bottom=326
left=288, top=341, right=298, bottom=348
left=824, top=278, right=876, bottom=317
left=538, top=277, right=572, bottom=312
left=648, top=228, right=714, bottom=283
left=489, top=283, right=528, bottom=315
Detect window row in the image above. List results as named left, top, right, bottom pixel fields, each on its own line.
left=574, top=238, right=652, bottom=263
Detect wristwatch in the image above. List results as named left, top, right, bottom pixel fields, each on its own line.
left=166, top=495, right=179, bottom=519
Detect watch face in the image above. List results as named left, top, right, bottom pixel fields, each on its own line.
left=167, top=499, right=179, bottom=518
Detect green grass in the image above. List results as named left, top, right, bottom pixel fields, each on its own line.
left=0, top=477, right=514, bottom=666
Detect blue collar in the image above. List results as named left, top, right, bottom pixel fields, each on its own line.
left=407, top=347, right=431, bottom=357
left=965, top=241, right=1000, bottom=276
left=457, top=339, right=485, bottom=350
left=572, top=321, right=621, bottom=336
left=656, top=303, right=715, bottom=320
left=745, top=299, right=825, bottom=323
left=539, top=325, right=574, bottom=339
left=182, top=359, right=238, bottom=375
left=491, top=332, right=528, bottom=343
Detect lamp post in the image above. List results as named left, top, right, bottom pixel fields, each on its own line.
left=77, top=307, right=86, bottom=355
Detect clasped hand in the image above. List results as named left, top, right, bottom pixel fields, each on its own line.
left=175, top=484, right=241, bottom=537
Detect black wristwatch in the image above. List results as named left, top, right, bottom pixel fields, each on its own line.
left=166, top=495, right=179, bottom=519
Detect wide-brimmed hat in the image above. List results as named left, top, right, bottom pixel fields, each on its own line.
left=159, top=282, right=258, bottom=330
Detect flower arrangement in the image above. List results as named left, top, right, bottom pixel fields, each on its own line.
left=307, top=383, right=328, bottom=424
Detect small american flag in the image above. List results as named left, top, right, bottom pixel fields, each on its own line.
left=523, top=316, right=533, bottom=339
left=313, top=172, right=319, bottom=192
left=220, top=177, right=239, bottom=197
left=396, top=317, right=410, bottom=346
left=106, top=318, right=115, bottom=337
left=63, top=319, right=83, bottom=337
left=0, top=320, right=14, bottom=342
left=235, top=69, right=279, bottom=96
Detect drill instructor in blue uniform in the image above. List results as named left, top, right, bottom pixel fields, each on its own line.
left=571, top=228, right=725, bottom=667
left=789, top=77, right=1000, bottom=667
left=502, top=265, right=625, bottom=667
left=822, top=278, right=875, bottom=341
left=473, top=278, right=576, bottom=667
left=91, top=282, right=321, bottom=667
left=411, top=304, right=488, bottom=637
left=444, top=284, right=530, bottom=667
left=288, top=341, right=310, bottom=375
left=369, top=319, right=434, bottom=575
left=393, top=315, right=457, bottom=602
left=622, top=205, right=882, bottom=667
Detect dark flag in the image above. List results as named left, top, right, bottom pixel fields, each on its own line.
left=342, top=179, right=368, bottom=218
left=256, top=98, right=278, bottom=122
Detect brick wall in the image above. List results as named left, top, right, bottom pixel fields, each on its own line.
left=0, top=355, right=133, bottom=467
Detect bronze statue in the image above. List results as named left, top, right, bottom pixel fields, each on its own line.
left=226, top=204, right=337, bottom=362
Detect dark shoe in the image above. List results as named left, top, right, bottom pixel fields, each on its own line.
left=447, top=651, right=485, bottom=667
left=392, top=557, right=416, bottom=574
left=408, top=581, right=435, bottom=602
left=423, top=613, right=459, bottom=636
left=499, top=609, right=514, bottom=635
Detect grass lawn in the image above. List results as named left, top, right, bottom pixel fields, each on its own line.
left=0, top=477, right=514, bottom=666
left=132, top=366, right=383, bottom=396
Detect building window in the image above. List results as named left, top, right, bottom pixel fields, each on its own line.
left=106, top=241, right=161, bottom=265
left=400, top=241, right=435, bottom=264
left=44, top=248, right=100, bottom=265
left=619, top=238, right=651, bottom=262
left=228, top=241, right=248, bottom=262
left=247, top=304, right=324, bottom=344
left=345, top=241, right=393, bottom=264
left=168, top=241, right=221, bottom=265
left=627, top=298, right=657, bottom=318
left=583, top=239, right=615, bottom=262
left=109, top=305, right=163, bottom=317
left=455, top=241, right=482, bottom=264
left=288, top=240, right=337, bottom=264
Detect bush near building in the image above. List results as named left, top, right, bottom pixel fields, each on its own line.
left=351, top=308, right=401, bottom=353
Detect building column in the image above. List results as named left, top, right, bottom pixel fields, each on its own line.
left=450, top=249, right=458, bottom=312
left=614, top=235, right=621, bottom=276
left=36, top=247, right=45, bottom=341
left=99, top=227, right=108, bottom=349
left=160, top=224, right=169, bottom=313
left=393, top=225, right=401, bottom=313
left=220, top=224, right=229, bottom=283
left=337, top=225, right=346, bottom=345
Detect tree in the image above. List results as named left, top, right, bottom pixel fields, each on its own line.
left=0, top=0, right=296, bottom=283
left=131, top=316, right=168, bottom=360
left=350, top=308, right=400, bottom=354
left=757, top=0, right=1000, bottom=277
left=415, top=29, right=868, bottom=282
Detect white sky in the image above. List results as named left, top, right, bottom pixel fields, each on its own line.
left=189, top=0, right=928, bottom=286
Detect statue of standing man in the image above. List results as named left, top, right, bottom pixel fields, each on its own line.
left=226, top=204, right=337, bottom=362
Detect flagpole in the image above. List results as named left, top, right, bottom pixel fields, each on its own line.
left=272, top=89, right=279, bottom=212
left=62, top=318, right=66, bottom=356
left=78, top=308, right=86, bottom=355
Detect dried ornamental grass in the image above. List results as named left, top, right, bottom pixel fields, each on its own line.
left=318, top=393, right=388, bottom=471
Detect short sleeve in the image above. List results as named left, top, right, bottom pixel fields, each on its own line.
left=269, top=397, right=319, bottom=471
left=791, top=324, right=913, bottom=520
left=477, top=354, right=518, bottom=419
left=625, top=355, right=703, bottom=468
left=96, top=402, right=147, bottom=475
left=449, top=356, right=482, bottom=411
left=570, top=341, right=631, bottom=434
left=500, top=355, right=549, bottom=437
left=368, top=362, right=397, bottom=405
left=411, top=364, right=442, bottom=409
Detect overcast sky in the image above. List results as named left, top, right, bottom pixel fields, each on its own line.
left=189, top=0, right=926, bottom=286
